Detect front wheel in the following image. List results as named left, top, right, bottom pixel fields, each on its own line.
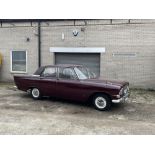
left=92, top=94, right=111, bottom=111
left=31, top=88, right=41, bottom=99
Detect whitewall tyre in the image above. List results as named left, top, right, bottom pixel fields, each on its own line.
left=93, top=94, right=111, bottom=111
left=31, top=88, right=41, bottom=99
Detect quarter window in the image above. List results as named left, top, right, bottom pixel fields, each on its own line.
left=11, top=51, right=27, bottom=72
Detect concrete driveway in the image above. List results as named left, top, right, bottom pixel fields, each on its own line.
left=0, top=83, right=155, bottom=134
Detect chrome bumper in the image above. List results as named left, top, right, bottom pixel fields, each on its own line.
left=112, top=93, right=130, bottom=103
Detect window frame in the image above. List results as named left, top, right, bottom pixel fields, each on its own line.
left=10, top=50, right=27, bottom=73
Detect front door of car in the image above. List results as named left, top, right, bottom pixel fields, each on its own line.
left=56, top=67, right=83, bottom=101
left=39, top=67, right=57, bottom=97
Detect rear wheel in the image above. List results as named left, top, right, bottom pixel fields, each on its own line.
left=31, top=88, right=41, bottom=99
left=92, top=94, right=111, bottom=111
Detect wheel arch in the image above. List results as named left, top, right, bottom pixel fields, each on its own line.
left=88, top=92, right=112, bottom=103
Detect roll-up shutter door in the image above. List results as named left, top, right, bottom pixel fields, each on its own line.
left=55, top=53, right=100, bottom=76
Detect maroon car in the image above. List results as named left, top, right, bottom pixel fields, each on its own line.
left=14, top=64, right=130, bottom=111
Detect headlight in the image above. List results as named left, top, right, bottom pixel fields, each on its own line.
left=119, top=86, right=129, bottom=96
left=125, top=86, right=129, bottom=94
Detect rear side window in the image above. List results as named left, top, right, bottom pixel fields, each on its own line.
left=42, top=67, right=56, bottom=78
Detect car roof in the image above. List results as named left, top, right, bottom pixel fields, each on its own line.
left=43, top=64, right=83, bottom=68
left=34, top=64, right=84, bottom=75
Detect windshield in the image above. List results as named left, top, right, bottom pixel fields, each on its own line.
left=74, top=67, right=96, bottom=80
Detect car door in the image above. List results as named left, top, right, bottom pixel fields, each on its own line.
left=56, top=67, right=83, bottom=101
left=39, top=66, right=57, bottom=97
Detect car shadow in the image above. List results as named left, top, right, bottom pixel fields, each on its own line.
left=45, top=96, right=91, bottom=107
left=21, top=93, right=90, bottom=107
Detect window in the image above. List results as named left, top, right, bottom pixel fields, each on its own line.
left=42, top=67, right=56, bottom=78
left=59, top=67, right=77, bottom=80
left=11, top=51, right=27, bottom=72
left=74, top=67, right=88, bottom=80
left=74, top=67, right=96, bottom=80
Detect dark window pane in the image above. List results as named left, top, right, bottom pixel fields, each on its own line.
left=12, top=51, right=26, bottom=72
left=12, top=51, right=26, bottom=61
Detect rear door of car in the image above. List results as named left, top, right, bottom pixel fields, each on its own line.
left=39, top=66, right=57, bottom=97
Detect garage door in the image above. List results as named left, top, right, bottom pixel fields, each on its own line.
left=55, top=53, right=100, bottom=76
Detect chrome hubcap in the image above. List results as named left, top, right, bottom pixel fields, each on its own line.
left=32, top=88, right=39, bottom=98
left=95, top=97, right=107, bottom=109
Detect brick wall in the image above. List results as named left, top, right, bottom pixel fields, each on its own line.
left=0, top=19, right=155, bottom=89
left=0, top=26, right=38, bottom=81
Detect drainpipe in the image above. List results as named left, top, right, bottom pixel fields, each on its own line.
left=38, top=21, right=41, bottom=67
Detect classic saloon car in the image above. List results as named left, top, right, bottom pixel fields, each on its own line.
left=14, top=64, right=130, bottom=111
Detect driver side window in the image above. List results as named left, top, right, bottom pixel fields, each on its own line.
left=59, top=67, right=77, bottom=80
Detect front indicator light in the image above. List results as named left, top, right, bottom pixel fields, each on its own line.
left=116, top=95, right=120, bottom=98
